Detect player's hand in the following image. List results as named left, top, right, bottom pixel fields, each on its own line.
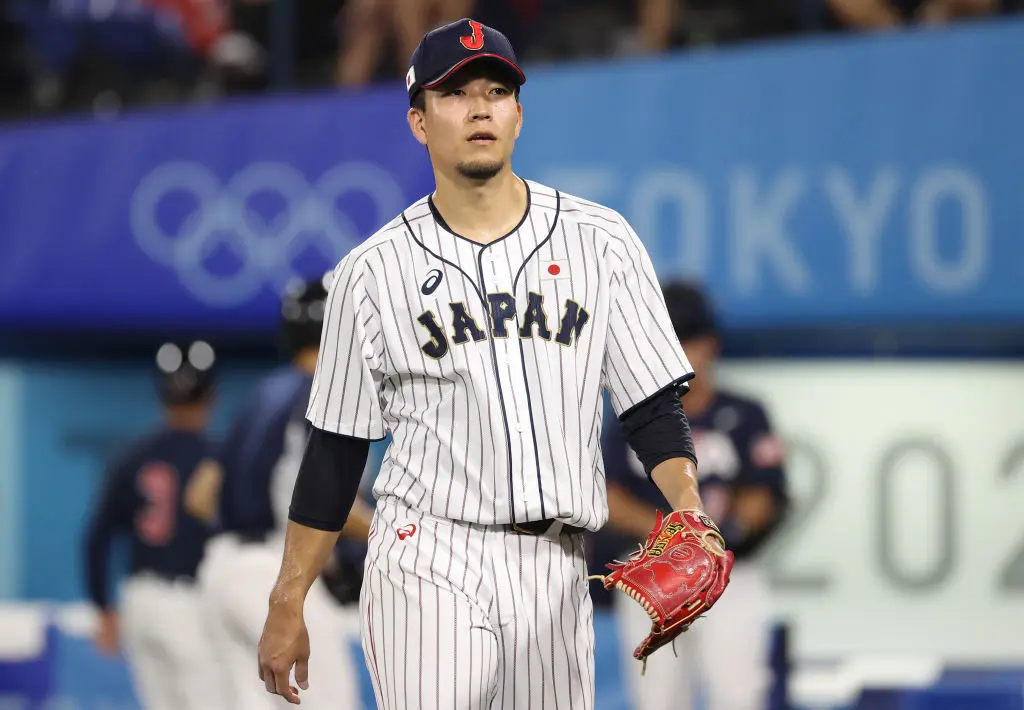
left=94, top=609, right=119, bottom=657
left=257, top=601, right=311, bottom=704
left=595, top=509, right=734, bottom=663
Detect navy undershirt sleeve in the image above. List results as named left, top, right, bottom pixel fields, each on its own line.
left=84, top=463, right=133, bottom=609
left=288, top=427, right=371, bottom=532
left=620, top=386, right=697, bottom=479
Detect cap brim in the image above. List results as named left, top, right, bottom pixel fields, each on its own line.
left=420, top=54, right=526, bottom=90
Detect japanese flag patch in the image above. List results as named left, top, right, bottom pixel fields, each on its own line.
left=541, top=259, right=570, bottom=281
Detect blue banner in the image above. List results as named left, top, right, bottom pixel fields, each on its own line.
left=0, top=88, right=434, bottom=331
left=515, top=20, right=1024, bottom=327
left=0, top=20, right=1022, bottom=330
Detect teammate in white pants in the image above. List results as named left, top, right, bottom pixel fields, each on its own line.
left=256, top=18, right=727, bottom=710
left=600, top=281, right=790, bottom=710
left=185, top=276, right=373, bottom=710
left=83, top=341, right=221, bottom=710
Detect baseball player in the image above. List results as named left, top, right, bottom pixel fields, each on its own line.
left=82, top=341, right=221, bottom=710
left=256, top=18, right=733, bottom=710
left=186, top=275, right=373, bottom=710
left=600, top=280, right=790, bottom=710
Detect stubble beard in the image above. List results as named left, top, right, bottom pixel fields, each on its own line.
left=456, top=160, right=504, bottom=181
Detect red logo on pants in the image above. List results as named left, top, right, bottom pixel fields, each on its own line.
left=397, top=524, right=417, bottom=540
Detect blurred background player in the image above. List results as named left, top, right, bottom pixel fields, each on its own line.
left=185, top=273, right=373, bottom=710
left=82, top=340, right=222, bottom=710
left=595, top=280, right=790, bottom=710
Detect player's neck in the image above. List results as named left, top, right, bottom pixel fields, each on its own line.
left=431, top=169, right=527, bottom=245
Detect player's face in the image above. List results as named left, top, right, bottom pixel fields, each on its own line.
left=408, top=65, right=522, bottom=181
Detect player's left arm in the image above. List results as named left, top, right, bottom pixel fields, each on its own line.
left=83, top=461, right=133, bottom=655
left=621, top=388, right=704, bottom=514
left=602, top=215, right=703, bottom=515
left=595, top=216, right=734, bottom=662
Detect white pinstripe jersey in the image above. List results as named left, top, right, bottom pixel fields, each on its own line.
left=306, top=179, right=693, bottom=531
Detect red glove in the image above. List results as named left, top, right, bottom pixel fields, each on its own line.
left=596, top=509, right=734, bottom=663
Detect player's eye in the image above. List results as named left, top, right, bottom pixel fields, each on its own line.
left=444, top=89, right=465, bottom=97
left=491, top=87, right=510, bottom=96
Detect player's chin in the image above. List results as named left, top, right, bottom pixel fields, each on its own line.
left=455, top=159, right=504, bottom=181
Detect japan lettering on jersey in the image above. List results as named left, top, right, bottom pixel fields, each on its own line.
left=306, top=180, right=693, bottom=531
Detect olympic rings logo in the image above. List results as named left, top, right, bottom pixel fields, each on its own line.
left=130, top=161, right=405, bottom=306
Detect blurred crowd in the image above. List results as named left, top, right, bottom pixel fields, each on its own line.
left=1, top=0, right=1021, bottom=121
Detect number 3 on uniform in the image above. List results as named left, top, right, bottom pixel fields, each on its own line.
left=135, top=462, right=178, bottom=546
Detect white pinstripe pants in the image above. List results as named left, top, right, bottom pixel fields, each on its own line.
left=360, top=495, right=596, bottom=710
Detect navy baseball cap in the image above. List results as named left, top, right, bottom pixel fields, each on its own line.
left=406, top=18, right=526, bottom=106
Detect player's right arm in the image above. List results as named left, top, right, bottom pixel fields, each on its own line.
left=260, top=414, right=377, bottom=703
left=259, top=253, right=387, bottom=704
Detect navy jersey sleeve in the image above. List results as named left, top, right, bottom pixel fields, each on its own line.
left=218, top=372, right=306, bottom=535
left=213, top=401, right=254, bottom=529
left=215, top=381, right=284, bottom=534
left=214, top=391, right=257, bottom=479
left=83, top=458, right=136, bottom=609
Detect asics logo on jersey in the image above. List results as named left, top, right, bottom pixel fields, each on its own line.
left=396, top=523, right=417, bottom=540
left=421, top=269, right=443, bottom=295
left=416, top=292, right=591, bottom=359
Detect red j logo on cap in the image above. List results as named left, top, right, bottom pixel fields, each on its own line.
left=460, top=20, right=484, bottom=51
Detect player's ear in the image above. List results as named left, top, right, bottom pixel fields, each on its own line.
left=514, top=100, right=522, bottom=140
left=407, top=107, right=428, bottom=147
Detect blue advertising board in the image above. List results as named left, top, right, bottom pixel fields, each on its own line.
left=0, top=88, right=434, bottom=331
left=0, top=19, right=1022, bottom=331
left=515, top=19, right=1024, bottom=327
